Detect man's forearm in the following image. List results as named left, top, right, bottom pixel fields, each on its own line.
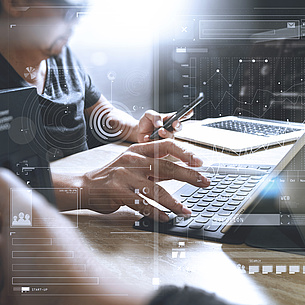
left=107, top=106, right=139, bottom=143
left=51, top=172, right=84, bottom=211
left=86, top=96, right=140, bottom=144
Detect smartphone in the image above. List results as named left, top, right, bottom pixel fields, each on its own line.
left=150, top=93, right=204, bottom=140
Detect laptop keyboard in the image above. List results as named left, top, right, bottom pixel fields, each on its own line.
left=135, top=163, right=274, bottom=241
left=174, top=173, right=263, bottom=231
left=203, top=120, right=301, bottom=137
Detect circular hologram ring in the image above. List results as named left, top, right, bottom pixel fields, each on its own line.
left=89, top=101, right=133, bottom=143
left=124, top=70, right=150, bottom=97
left=8, top=117, right=36, bottom=145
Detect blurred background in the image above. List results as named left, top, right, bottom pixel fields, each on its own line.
left=70, top=0, right=305, bottom=122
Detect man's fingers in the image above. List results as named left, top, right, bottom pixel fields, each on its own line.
left=124, top=189, right=171, bottom=223
left=158, top=127, right=175, bottom=139
left=128, top=139, right=203, bottom=167
left=171, top=120, right=182, bottom=132
left=143, top=110, right=163, bottom=128
left=126, top=179, right=191, bottom=221
left=148, top=158, right=210, bottom=187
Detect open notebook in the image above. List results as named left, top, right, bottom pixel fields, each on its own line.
left=175, top=116, right=305, bottom=154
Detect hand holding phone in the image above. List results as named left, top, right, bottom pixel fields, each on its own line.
left=150, top=93, right=204, bottom=140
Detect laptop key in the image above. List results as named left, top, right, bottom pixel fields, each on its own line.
left=229, top=185, right=242, bottom=189
left=236, top=192, right=249, bottom=197
left=192, top=194, right=205, bottom=199
left=207, top=193, right=219, bottom=198
left=258, top=166, right=271, bottom=171
left=204, top=223, right=221, bottom=232
left=197, top=189, right=210, bottom=194
left=228, top=201, right=242, bottom=206
left=240, top=187, right=252, bottom=193
left=174, top=217, right=193, bottom=227
left=201, top=212, right=215, bottom=218
left=221, top=193, right=233, bottom=197
left=187, top=198, right=200, bottom=203
left=192, top=206, right=205, bottom=212
left=189, top=223, right=204, bottom=230
left=197, top=202, right=211, bottom=207
left=191, top=213, right=200, bottom=217
left=201, top=197, right=215, bottom=202
left=226, top=187, right=238, bottom=191
left=250, top=176, right=262, bottom=181
left=212, top=202, right=226, bottom=207
left=207, top=207, right=220, bottom=212
left=213, top=216, right=227, bottom=222
left=179, top=185, right=199, bottom=197
left=196, top=217, right=210, bottom=224
left=212, top=189, right=223, bottom=193
left=216, top=197, right=229, bottom=202
left=216, top=185, right=228, bottom=189
left=218, top=212, right=232, bottom=217
left=223, top=206, right=237, bottom=211
left=220, top=181, right=232, bottom=185
left=232, top=195, right=246, bottom=201
left=245, top=180, right=258, bottom=185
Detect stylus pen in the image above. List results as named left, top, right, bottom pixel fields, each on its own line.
left=187, top=166, right=268, bottom=176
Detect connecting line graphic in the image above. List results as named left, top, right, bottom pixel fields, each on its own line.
left=202, top=86, right=305, bottom=114
left=202, top=59, right=269, bottom=87
left=199, top=57, right=305, bottom=109
left=203, top=62, right=241, bottom=87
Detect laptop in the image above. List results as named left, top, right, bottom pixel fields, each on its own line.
left=175, top=116, right=305, bottom=154
left=134, top=131, right=305, bottom=248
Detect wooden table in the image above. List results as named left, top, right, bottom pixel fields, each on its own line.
left=51, top=139, right=305, bottom=305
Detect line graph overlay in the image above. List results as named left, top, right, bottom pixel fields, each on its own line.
left=192, top=56, right=305, bottom=120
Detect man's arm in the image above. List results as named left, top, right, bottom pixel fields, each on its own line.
left=85, top=95, right=139, bottom=143
left=85, top=95, right=187, bottom=144
left=51, top=140, right=209, bottom=219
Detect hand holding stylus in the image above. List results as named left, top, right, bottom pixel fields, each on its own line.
left=147, top=93, right=204, bottom=141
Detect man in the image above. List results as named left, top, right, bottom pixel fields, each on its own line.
left=0, top=0, right=210, bottom=221
left=0, top=1, right=230, bottom=304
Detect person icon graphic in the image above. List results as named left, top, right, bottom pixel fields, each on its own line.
left=12, top=215, right=18, bottom=226
left=24, top=214, right=32, bottom=226
left=18, top=212, right=25, bottom=224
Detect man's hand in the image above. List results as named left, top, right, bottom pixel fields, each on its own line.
left=137, top=110, right=193, bottom=143
left=80, top=140, right=210, bottom=222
